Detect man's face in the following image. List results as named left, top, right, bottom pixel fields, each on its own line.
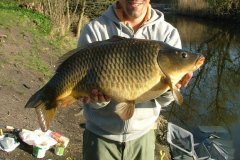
left=118, top=0, right=150, bottom=19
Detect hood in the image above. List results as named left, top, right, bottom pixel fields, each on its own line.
left=102, top=3, right=165, bottom=28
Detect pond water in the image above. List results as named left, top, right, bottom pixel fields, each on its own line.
left=165, top=15, right=240, bottom=158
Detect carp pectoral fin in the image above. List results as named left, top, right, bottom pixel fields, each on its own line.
left=36, top=104, right=57, bottom=132
left=115, top=102, right=135, bottom=120
left=165, top=77, right=183, bottom=105
left=171, top=85, right=183, bottom=105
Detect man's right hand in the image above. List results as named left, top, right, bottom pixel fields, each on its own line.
left=83, top=89, right=111, bottom=104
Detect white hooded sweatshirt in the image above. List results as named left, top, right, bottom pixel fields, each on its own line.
left=78, top=3, right=182, bottom=142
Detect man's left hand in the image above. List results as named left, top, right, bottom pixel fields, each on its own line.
left=176, top=72, right=193, bottom=89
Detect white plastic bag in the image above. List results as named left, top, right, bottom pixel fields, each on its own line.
left=0, top=136, right=20, bottom=152
left=19, top=129, right=57, bottom=149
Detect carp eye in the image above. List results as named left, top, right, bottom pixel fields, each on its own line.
left=181, top=52, right=188, bottom=58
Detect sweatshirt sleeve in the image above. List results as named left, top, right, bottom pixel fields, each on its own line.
left=155, top=90, right=174, bottom=108
left=165, top=28, right=182, bottom=49
left=77, top=23, right=98, bottom=47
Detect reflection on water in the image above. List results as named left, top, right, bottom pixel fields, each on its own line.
left=165, top=15, right=240, bottom=158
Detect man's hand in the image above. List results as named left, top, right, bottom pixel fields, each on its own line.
left=83, top=89, right=111, bottom=104
left=176, top=72, right=193, bottom=89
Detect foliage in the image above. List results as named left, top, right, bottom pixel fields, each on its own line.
left=208, top=0, right=240, bottom=15
left=84, top=0, right=114, bottom=20
left=12, top=0, right=114, bottom=36
left=171, top=0, right=240, bottom=20
left=173, top=0, right=209, bottom=16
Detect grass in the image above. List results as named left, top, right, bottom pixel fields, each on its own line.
left=0, top=0, right=52, bottom=34
left=9, top=50, right=53, bottom=77
left=0, top=0, right=76, bottom=76
left=0, top=52, right=7, bottom=70
left=28, top=50, right=52, bottom=77
left=1, top=79, right=13, bottom=87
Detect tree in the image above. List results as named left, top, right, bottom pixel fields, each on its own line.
left=18, top=0, right=114, bottom=36
left=76, top=0, right=86, bottom=38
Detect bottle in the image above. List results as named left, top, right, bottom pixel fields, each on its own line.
left=50, top=132, right=69, bottom=148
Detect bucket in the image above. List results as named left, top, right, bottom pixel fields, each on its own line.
left=54, top=143, right=65, bottom=156
left=33, top=146, right=47, bottom=158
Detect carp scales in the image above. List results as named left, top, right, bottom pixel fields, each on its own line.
left=25, top=36, right=205, bottom=132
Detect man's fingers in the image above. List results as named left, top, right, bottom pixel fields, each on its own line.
left=89, top=89, right=98, bottom=102
left=176, top=72, right=193, bottom=89
left=104, top=95, right=111, bottom=102
left=97, top=92, right=110, bottom=103
left=98, top=95, right=106, bottom=103
left=91, top=89, right=99, bottom=96
left=181, top=72, right=193, bottom=87
left=83, top=97, right=90, bottom=103
left=96, top=92, right=104, bottom=103
left=176, top=83, right=181, bottom=89
left=83, top=89, right=111, bottom=104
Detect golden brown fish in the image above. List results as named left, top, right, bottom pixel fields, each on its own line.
left=25, top=36, right=205, bottom=131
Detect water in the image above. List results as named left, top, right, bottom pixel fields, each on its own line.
left=164, top=15, right=240, bottom=158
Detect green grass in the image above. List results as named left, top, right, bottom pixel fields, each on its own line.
left=0, top=60, right=7, bottom=70
left=0, top=49, right=52, bottom=79
left=0, top=0, right=76, bottom=50
left=0, top=0, right=76, bottom=76
left=0, top=0, right=52, bottom=34
left=28, top=50, right=53, bottom=77
left=48, top=33, right=77, bottom=52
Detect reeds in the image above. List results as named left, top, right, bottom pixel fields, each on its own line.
left=171, top=0, right=240, bottom=19
left=172, top=0, right=209, bottom=16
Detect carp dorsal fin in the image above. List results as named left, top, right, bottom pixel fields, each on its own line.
left=56, top=48, right=81, bottom=68
left=108, top=35, right=126, bottom=42
left=115, top=101, right=135, bottom=120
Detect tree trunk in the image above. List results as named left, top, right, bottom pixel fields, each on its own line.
left=66, top=0, right=71, bottom=31
left=76, top=0, right=86, bottom=38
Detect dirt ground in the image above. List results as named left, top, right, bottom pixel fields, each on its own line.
left=0, top=26, right=171, bottom=160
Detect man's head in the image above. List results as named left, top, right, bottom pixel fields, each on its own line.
left=118, top=0, right=150, bottom=19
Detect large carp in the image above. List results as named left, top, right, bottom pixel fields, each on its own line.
left=25, top=36, right=205, bottom=132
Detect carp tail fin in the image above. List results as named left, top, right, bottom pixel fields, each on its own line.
left=25, top=88, right=57, bottom=132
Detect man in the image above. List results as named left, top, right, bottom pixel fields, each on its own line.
left=78, top=0, right=192, bottom=159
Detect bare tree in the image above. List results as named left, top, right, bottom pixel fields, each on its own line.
left=76, top=0, right=86, bottom=38
left=30, top=0, right=113, bottom=36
